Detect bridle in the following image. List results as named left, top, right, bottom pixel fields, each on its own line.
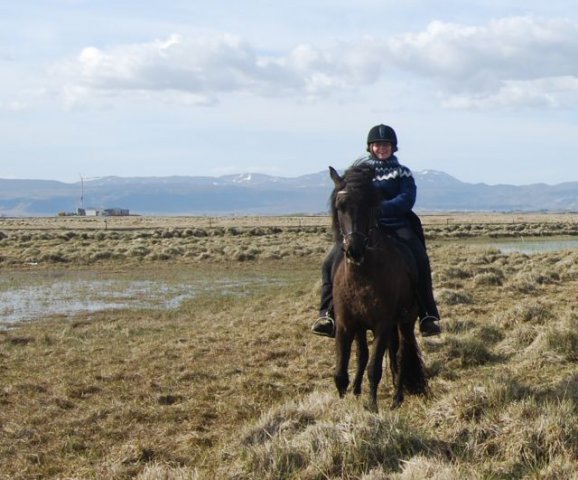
left=336, top=189, right=379, bottom=265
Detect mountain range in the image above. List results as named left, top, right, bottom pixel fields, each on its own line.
left=1, top=169, right=577, bottom=216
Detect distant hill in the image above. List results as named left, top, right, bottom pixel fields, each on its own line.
left=0, top=170, right=577, bottom=216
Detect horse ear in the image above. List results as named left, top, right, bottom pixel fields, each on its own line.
left=329, top=166, right=342, bottom=186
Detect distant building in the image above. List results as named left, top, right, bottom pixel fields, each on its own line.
left=77, top=207, right=129, bottom=216
left=103, top=208, right=130, bottom=216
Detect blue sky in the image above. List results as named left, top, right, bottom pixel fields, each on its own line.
left=1, top=1, right=578, bottom=185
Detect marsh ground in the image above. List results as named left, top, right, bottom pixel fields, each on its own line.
left=0, top=214, right=577, bottom=479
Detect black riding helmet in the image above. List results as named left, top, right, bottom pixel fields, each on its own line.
left=366, top=124, right=398, bottom=152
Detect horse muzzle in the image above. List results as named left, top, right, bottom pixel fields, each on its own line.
left=345, top=250, right=364, bottom=266
left=343, top=232, right=368, bottom=266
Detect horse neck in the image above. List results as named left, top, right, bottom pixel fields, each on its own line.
left=358, top=231, right=398, bottom=269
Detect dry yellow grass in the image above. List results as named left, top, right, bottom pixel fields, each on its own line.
left=1, top=212, right=578, bottom=236
left=1, top=213, right=577, bottom=268
left=1, top=215, right=577, bottom=479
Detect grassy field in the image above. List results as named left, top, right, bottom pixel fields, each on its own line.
left=1, top=213, right=577, bottom=267
left=1, top=215, right=578, bottom=479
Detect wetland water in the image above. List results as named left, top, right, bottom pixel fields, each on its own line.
left=0, top=268, right=283, bottom=326
left=1, top=236, right=576, bottom=326
left=469, top=236, right=578, bottom=254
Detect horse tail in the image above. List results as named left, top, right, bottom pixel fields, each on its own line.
left=397, top=322, right=429, bottom=396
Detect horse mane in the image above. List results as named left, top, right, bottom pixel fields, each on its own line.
left=330, top=163, right=377, bottom=241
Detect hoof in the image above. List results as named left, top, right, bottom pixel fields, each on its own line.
left=364, top=399, right=379, bottom=413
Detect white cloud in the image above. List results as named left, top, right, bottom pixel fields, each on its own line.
left=358, top=15, right=578, bottom=109
left=382, top=16, right=578, bottom=108
left=0, top=101, right=28, bottom=112
left=57, top=33, right=363, bottom=105
left=51, top=16, right=578, bottom=110
left=442, top=76, right=578, bottom=109
left=55, top=34, right=257, bottom=107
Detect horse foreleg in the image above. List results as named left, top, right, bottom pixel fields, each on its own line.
left=334, top=326, right=354, bottom=398
left=353, top=330, right=368, bottom=396
left=366, top=331, right=388, bottom=412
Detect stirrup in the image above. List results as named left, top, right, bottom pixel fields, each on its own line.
left=419, top=315, right=441, bottom=337
left=311, top=314, right=335, bottom=338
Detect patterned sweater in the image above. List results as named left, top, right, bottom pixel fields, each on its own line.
left=354, top=155, right=417, bottom=229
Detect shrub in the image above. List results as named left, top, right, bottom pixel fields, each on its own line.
left=440, top=266, right=472, bottom=280
left=474, top=272, right=503, bottom=286
left=40, top=251, right=69, bottom=263
left=437, top=289, right=473, bottom=305
left=59, top=231, right=77, bottom=241
left=511, top=302, right=552, bottom=324
left=443, top=334, right=496, bottom=368
left=543, top=315, right=578, bottom=361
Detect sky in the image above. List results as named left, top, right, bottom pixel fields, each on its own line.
left=1, top=1, right=578, bottom=186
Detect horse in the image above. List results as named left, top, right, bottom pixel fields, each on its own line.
left=329, top=163, right=428, bottom=410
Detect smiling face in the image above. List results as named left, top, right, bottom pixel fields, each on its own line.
left=370, top=141, right=393, bottom=160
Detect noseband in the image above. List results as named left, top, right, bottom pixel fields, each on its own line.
left=342, top=230, right=369, bottom=246
left=338, top=200, right=378, bottom=265
left=333, top=173, right=380, bottom=266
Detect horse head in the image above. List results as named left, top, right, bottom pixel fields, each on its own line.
left=329, top=165, right=378, bottom=266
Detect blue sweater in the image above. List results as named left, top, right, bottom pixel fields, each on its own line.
left=354, top=155, right=417, bottom=229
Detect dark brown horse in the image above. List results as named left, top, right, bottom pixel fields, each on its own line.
left=329, top=163, right=428, bottom=410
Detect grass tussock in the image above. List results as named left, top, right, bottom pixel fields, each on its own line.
left=1, top=214, right=578, bottom=267
left=221, top=393, right=435, bottom=479
left=1, top=216, right=578, bottom=479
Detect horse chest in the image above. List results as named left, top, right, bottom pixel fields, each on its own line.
left=336, top=271, right=390, bottom=314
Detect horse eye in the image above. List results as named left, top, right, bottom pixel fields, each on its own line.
left=336, top=192, right=349, bottom=211
left=337, top=199, right=348, bottom=212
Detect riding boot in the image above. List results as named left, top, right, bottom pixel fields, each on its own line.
left=416, top=284, right=441, bottom=337
left=312, top=281, right=335, bottom=337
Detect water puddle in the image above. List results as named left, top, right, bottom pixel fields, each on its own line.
left=0, top=268, right=281, bottom=325
left=468, top=236, right=578, bottom=254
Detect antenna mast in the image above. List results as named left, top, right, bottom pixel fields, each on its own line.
left=80, top=175, right=84, bottom=210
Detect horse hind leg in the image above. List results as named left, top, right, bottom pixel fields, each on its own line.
left=352, top=330, right=368, bottom=396
left=397, top=322, right=429, bottom=398
left=388, top=327, right=400, bottom=388
left=388, top=328, right=404, bottom=409
left=392, top=376, right=405, bottom=409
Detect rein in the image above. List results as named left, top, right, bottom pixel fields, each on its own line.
left=340, top=205, right=381, bottom=265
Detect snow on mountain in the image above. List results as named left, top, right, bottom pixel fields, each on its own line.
left=0, top=170, right=576, bottom=216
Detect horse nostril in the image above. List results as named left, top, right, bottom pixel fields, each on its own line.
left=346, top=247, right=364, bottom=265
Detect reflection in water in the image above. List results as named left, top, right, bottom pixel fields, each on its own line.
left=0, top=270, right=281, bottom=325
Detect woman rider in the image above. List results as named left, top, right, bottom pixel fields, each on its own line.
left=311, top=124, right=441, bottom=337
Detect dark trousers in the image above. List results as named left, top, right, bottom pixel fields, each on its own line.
left=319, top=242, right=342, bottom=315
left=319, top=226, right=439, bottom=320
